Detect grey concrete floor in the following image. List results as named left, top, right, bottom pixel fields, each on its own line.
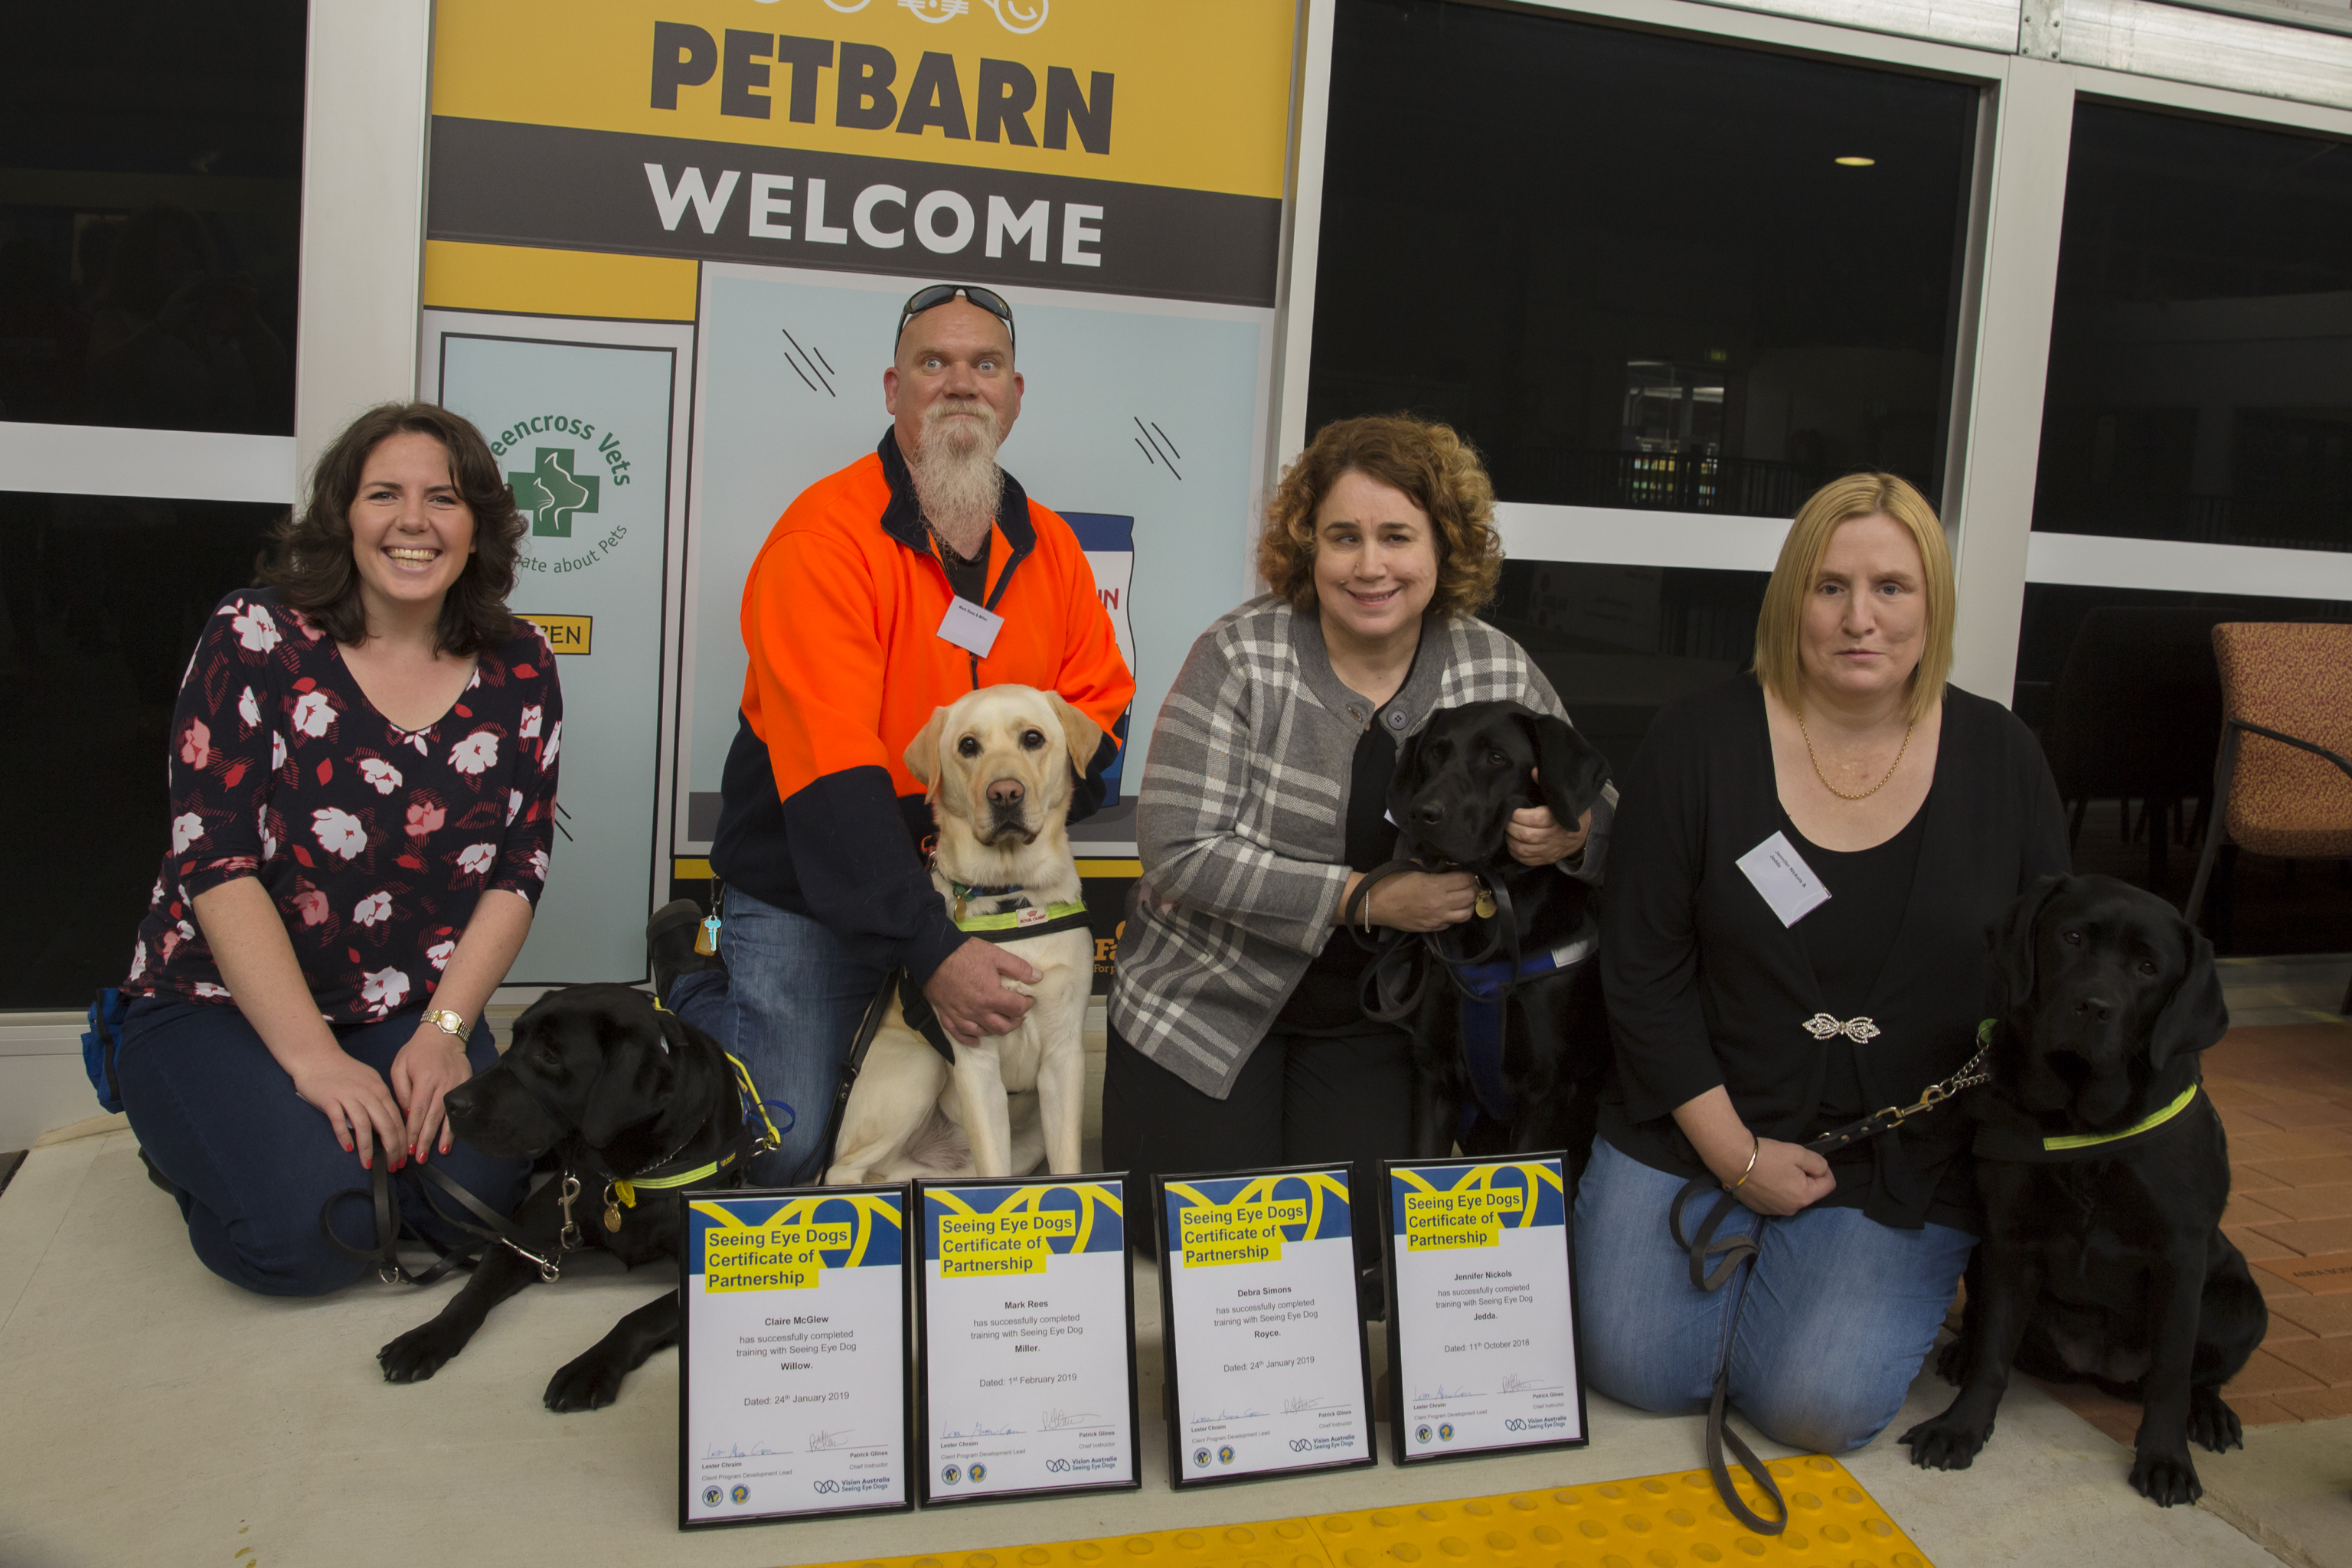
left=0, top=1123, right=2326, bottom=1568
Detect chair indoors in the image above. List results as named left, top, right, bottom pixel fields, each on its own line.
left=2183, top=622, right=2352, bottom=1014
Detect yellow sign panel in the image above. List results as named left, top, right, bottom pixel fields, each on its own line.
left=936, top=1206, right=1077, bottom=1276
left=702, top=1220, right=853, bottom=1292
left=517, top=612, right=594, bottom=655
left=432, top=0, right=1296, bottom=200
left=1400, top=1185, right=1523, bottom=1253
left=1178, top=1197, right=1304, bottom=1269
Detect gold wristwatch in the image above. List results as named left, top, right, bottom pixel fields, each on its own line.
left=423, top=1008, right=468, bottom=1037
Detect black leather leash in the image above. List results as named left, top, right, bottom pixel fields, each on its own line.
left=321, top=1156, right=564, bottom=1286
left=1669, top=1026, right=1994, bottom=1534
left=1341, top=858, right=1524, bottom=1022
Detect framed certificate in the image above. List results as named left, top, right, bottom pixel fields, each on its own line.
left=913, top=1174, right=1141, bottom=1505
left=678, top=1184, right=913, bottom=1528
left=1156, top=1164, right=1377, bottom=1488
left=1382, top=1156, right=1588, bottom=1464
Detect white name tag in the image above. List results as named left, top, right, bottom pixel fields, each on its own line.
left=1736, top=831, right=1831, bottom=927
left=936, top=595, right=1004, bottom=658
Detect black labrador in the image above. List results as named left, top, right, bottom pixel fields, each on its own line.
left=1902, top=874, right=2265, bottom=1506
left=377, top=983, right=763, bottom=1411
left=1384, top=701, right=1614, bottom=1168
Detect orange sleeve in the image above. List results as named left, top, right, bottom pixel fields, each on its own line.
left=740, top=520, right=892, bottom=800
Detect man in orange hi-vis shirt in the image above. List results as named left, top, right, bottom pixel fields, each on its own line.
left=653, top=284, right=1133, bottom=1185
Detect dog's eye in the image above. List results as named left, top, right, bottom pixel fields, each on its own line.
left=1487, top=749, right=1510, bottom=767
left=2138, top=959, right=2160, bottom=976
left=957, top=736, right=981, bottom=757
left=2061, top=929, right=2084, bottom=946
left=1021, top=729, right=1046, bottom=750
left=535, top=1044, right=561, bottom=1068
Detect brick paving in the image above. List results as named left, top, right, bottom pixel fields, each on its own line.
left=2034, top=1021, right=2352, bottom=1443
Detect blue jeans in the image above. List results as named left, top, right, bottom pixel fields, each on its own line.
left=116, top=998, right=530, bottom=1298
left=666, top=885, right=887, bottom=1186
left=1573, top=1137, right=1974, bottom=1453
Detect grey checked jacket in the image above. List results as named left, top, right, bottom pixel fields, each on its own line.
left=1109, top=595, right=1611, bottom=1098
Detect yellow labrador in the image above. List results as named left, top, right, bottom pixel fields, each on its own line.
left=825, top=684, right=1101, bottom=1184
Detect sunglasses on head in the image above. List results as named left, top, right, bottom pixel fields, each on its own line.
left=896, top=283, right=1015, bottom=349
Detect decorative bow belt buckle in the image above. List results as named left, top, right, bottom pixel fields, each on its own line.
left=1802, top=1012, right=1881, bottom=1044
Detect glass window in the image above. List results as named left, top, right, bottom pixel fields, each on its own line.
left=0, top=491, right=286, bottom=1008
left=2034, top=103, right=2352, bottom=554
left=1308, top=0, right=1981, bottom=514
left=0, top=4, right=306, bottom=436
left=1488, top=559, right=1770, bottom=776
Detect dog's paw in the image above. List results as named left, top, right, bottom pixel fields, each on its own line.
left=377, top=1325, right=459, bottom=1383
left=1934, top=1337, right=1968, bottom=1387
left=2187, top=1387, right=2244, bottom=1454
left=544, top=1354, right=626, bottom=1413
left=1899, top=1414, right=1989, bottom=1471
left=2129, top=1448, right=2203, bottom=1508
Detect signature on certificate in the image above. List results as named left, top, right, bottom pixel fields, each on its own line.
left=1039, top=1408, right=1104, bottom=1431
left=706, top=1442, right=779, bottom=1458
left=807, top=1428, right=854, bottom=1451
left=1280, top=1396, right=1331, bottom=1415
left=1498, top=1372, right=1562, bottom=1394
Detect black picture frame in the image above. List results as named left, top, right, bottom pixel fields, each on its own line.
left=911, top=1171, right=1143, bottom=1508
left=676, top=1182, right=916, bottom=1530
left=1380, top=1154, right=1590, bottom=1467
left=1155, top=1161, right=1380, bottom=1490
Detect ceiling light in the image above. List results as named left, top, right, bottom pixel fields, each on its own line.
left=1835, top=155, right=1877, bottom=167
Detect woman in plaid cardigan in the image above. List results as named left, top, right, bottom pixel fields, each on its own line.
left=1105, top=416, right=1607, bottom=1285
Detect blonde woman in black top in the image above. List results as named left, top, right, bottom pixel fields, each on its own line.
left=1580, top=472, right=2066, bottom=1453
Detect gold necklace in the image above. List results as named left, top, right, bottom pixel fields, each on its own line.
left=1798, top=707, right=1916, bottom=802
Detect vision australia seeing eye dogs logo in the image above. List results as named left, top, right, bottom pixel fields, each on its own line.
left=508, top=448, right=601, bottom=538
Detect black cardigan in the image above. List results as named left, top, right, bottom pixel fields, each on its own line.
left=1598, top=675, right=2069, bottom=1230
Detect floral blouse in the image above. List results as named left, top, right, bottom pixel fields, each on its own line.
left=126, top=588, right=564, bottom=1024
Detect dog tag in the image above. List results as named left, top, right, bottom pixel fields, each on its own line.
left=1736, top=831, right=1831, bottom=927
left=936, top=596, right=1004, bottom=658
left=603, top=1201, right=623, bottom=1233
left=1475, top=885, right=1498, bottom=920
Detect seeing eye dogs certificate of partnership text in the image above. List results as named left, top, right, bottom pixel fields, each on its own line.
left=678, top=1185, right=911, bottom=1529
left=913, top=1176, right=1140, bottom=1505
left=1383, top=1157, right=1588, bottom=1463
left=1157, top=1165, right=1377, bottom=1487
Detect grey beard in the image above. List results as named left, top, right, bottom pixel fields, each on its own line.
left=909, top=411, right=1002, bottom=547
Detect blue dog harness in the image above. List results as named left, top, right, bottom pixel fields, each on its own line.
left=1451, top=929, right=1598, bottom=1135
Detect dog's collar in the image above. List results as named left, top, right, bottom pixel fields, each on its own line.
left=1972, top=1082, right=2205, bottom=1164
left=941, top=877, right=1091, bottom=941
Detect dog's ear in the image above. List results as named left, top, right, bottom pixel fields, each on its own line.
left=1046, top=692, right=1105, bottom=782
left=1987, top=874, right=2069, bottom=1024
left=2149, top=919, right=2230, bottom=1074
left=580, top=1014, right=675, bottom=1148
left=1517, top=707, right=1611, bottom=824
left=903, top=706, right=948, bottom=792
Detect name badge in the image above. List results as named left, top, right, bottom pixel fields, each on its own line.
left=1736, top=831, right=1831, bottom=927
left=937, top=596, right=1004, bottom=658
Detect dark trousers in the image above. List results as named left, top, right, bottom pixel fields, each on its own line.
left=116, top=997, right=530, bottom=1298
left=1101, top=1018, right=1412, bottom=1281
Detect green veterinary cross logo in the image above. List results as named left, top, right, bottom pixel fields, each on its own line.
left=508, top=447, right=599, bottom=537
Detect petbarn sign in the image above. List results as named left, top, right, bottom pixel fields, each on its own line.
left=421, top=1, right=1302, bottom=987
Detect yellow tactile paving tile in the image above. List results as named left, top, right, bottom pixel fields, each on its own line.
left=794, top=1457, right=1930, bottom=1568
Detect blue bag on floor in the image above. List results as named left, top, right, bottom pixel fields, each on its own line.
left=82, top=987, right=129, bottom=1114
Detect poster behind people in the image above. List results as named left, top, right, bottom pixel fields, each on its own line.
left=418, top=0, right=1298, bottom=983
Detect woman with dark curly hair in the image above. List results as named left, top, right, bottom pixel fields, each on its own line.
left=1106, top=415, right=1608, bottom=1291
left=114, top=401, right=561, bottom=1296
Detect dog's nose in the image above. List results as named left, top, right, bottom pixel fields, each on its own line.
left=988, top=777, right=1025, bottom=809
left=444, top=1083, right=475, bottom=1119
left=2073, top=995, right=2115, bottom=1024
left=1415, top=800, right=1445, bottom=825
